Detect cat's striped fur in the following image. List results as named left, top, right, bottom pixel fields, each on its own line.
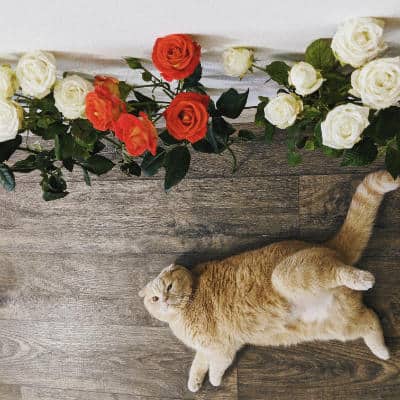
left=140, top=170, right=399, bottom=392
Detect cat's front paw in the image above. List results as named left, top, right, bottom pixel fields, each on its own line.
left=209, top=373, right=222, bottom=387
left=188, top=376, right=203, bottom=392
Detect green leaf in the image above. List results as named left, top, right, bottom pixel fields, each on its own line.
left=0, top=163, right=15, bottom=191
left=125, top=57, right=143, bottom=69
left=211, top=117, right=235, bottom=151
left=305, top=38, right=336, bottom=71
left=42, top=191, right=68, bottom=201
left=141, top=147, right=166, bottom=176
left=301, top=106, right=322, bottom=123
left=81, top=155, right=115, bottom=175
left=182, top=63, right=203, bottom=89
left=134, top=91, right=154, bottom=103
left=31, top=122, right=68, bottom=140
left=191, top=139, right=214, bottom=153
left=12, top=154, right=37, bottom=172
left=92, top=140, right=106, bottom=154
left=55, top=134, right=75, bottom=160
left=63, top=158, right=74, bottom=172
left=319, top=71, right=351, bottom=106
left=164, top=146, right=191, bottom=190
left=322, top=146, right=343, bottom=158
left=287, top=151, right=302, bottom=166
left=159, top=130, right=181, bottom=146
left=118, top=81, right=132, bottom=101
left=71, top=120, right=98, bottom=149
left=142, top=71, right=152, bottom=81
left=216, top=88, right=249, bottom=119
left=120, top=160, right=141, bottom=176
left=40, top=170, right=68, bottom=200
left=238, top=130, right=256, bottom=141
left=341, top=138, right=378, bottom=166
left=255, top=100, right=269, bottom=127
left=304, top=139, right=316, bottom=150
left=205, top=125, right=219, bottom=153
left=0, top=135, right=22, bottom=162
left=264, top=122, right=275, bottom=143
left=313, top=122, right=323, bottom=148
left=365, top=107, right=400, bottom=145
left=265, top=61, right=290, bottom=86
left=82, top=167, right=91, bottom=186
left=385, top=146, right=400, bottom=179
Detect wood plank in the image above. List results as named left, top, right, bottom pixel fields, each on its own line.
left=20, top=385, right=237, bottom=400
left=362, top=257, right=400, bottom=338
left=0, top=384, right=22, bottom=400
left=8, top=128, right=384, bottom=185
left=0, top=321, right=237, bottom=399
left=0, top=177, right=298, bottom=255
left=299, top=175, right=400, bottom=258
left=0, top=253, right=398, bottom=336
left=237, top=338, right=400, bottom=400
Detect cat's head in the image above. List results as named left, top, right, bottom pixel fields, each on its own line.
left=139, top=264, right=193, bottom=322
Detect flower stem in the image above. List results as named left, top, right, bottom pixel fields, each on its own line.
left=226, top=146, right=238, bottom=173
left=18, top=146, right=39, bottom=154
left=252, top=64, right=266, bottom=72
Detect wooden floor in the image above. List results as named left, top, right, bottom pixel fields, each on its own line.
left=0, top=126, right=399, bottom=400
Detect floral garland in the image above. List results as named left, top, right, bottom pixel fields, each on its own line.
left=0, top=17, right=399, bottom=201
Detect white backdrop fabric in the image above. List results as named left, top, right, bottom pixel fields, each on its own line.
left=0, top=0, right=399, bottom=120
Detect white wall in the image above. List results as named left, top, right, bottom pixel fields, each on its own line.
left=0, top=0, right=399, bottom=112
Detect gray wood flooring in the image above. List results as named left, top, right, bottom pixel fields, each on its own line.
left=0, top=126, right=399, bottom=399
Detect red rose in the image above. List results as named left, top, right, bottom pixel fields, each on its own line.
left=94, top=75, right=120, bottom=98
left=164, top=92, right=210, bottom=143
left=114, top=112, right=158, bottom=157
left=152, top=34, right=201, bottom=81
left=86, top=87, right=126, bottom=131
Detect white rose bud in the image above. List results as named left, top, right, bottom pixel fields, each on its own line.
left=222, top=47, right=253, bottom=78
left=350, top=57, right=400, bottom=110
left=54, top=75, right=93, bottom=119
left=264, top=93, right=303, bottom=129
left=0, top=99, right=23, bottom=143
left=0, top=65, right=19, bottom=99
left=288, top=62, right=324, bottom=96
left=331, top=17, right=387, bottom=68
left=16, top=50, right=57, bottom=99
left=321, top=104, right=370, bottom=150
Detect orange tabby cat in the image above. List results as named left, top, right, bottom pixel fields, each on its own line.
left=140, top=170, right=398, bottom=392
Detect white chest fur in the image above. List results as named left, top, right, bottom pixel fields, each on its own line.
left=291, top=292, right=334, bottom=323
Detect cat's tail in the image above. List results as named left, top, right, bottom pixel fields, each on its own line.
left=326, top=170, right=399, bottom=265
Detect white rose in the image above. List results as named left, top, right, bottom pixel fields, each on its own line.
left=0, top=99, right=23, bottom=143
left=54, top=75, right=93, bottom=119
left=16, top=50, right=57, bottom=99
left=350, top=57, right=400, bottom=110
left=222, top=48, right=253, bottom=77
left=264, top=93, right=303, bottom=129
left=331, top=17, right=387, bottom=68
left=288, top=62, right=324, bottom=96
left=321, top=104, right=369, bottom=149
left=0, top=65, right=19, bottom=99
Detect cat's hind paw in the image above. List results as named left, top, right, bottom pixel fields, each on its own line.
left=209, top=374, right=222, bottom=387
left=188, top=378, right=202, bottom=392
left=370, top=343, right=390, bottom=360
left=341, top=269, right=375, bottom=291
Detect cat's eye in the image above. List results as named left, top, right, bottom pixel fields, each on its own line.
left=167, top=283, right=172, bottom=291
left=152, top=296, right=159, bottom=302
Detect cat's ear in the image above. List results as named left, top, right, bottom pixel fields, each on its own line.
left=166, top=263, right=178, bottom=272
